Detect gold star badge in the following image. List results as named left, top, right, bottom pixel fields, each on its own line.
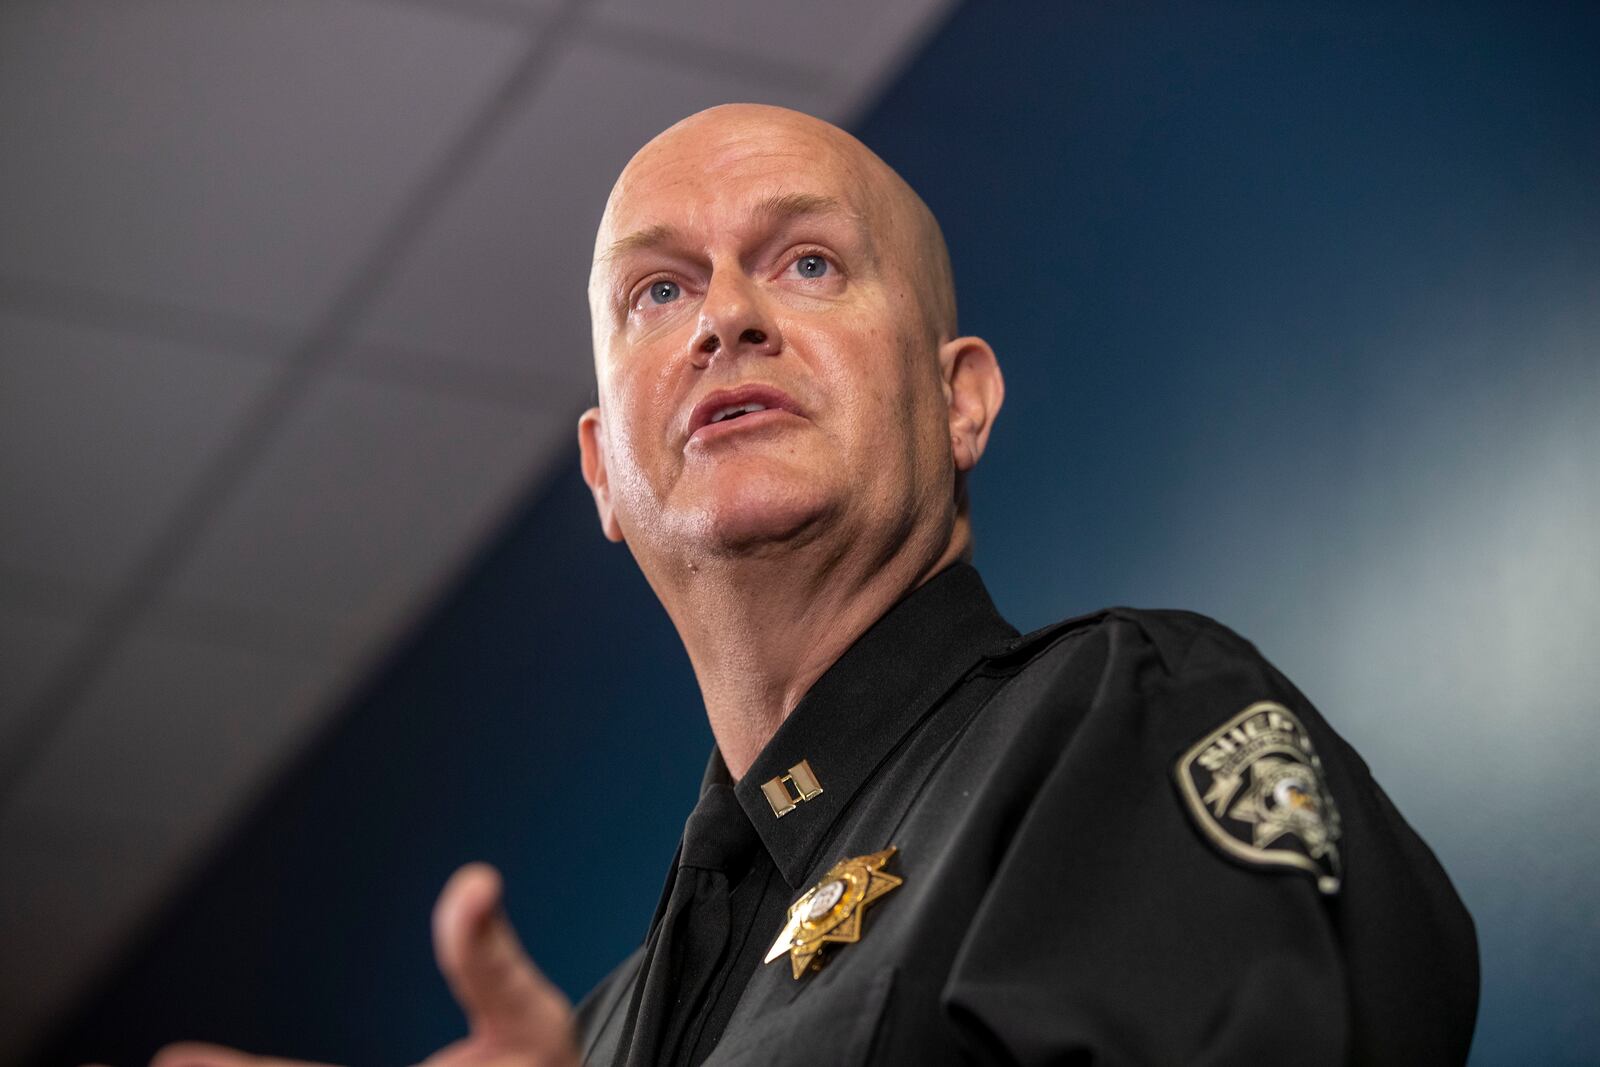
left=764, top=847, right=902, bottom=979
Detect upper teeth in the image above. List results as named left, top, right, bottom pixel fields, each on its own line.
left=710, top=402, right=767, bottom=424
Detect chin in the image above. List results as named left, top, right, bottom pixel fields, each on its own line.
left=689, top=463, right=839, bottom=555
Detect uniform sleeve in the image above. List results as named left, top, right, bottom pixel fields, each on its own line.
left=574, top=944, right=644, bottom=1066
left=939, top=615, right=1479, bottom=1066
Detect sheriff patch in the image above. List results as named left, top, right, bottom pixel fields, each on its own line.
left=1175, top=701, right=1343, bottom=894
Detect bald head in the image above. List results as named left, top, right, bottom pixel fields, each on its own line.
left=590, top=104, right=957, bottom=348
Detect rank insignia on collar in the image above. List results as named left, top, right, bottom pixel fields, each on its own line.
left=760, top=758, right=824, bottom=818
left=1175, top=701, right=1343, bottom=895
left=764, top=847, right=902, bottom=979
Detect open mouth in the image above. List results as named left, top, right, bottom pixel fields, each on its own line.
left=709, top=402, right=769, bottom=424
left=687, top=385, right=803, bottom=441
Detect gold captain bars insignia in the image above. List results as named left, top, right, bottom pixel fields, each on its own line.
left=765, top=847, right=903, bottom=979
left=760, top=758, right=824, bottom=817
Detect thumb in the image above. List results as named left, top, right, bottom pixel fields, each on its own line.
left=148, top=1043, right=339, bottom=1067
left=432, top=863, right=575, bottom=1055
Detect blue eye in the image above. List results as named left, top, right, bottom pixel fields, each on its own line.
left=649, top=280, right=680, bottom=304
left=795, top=255, right=829, bottom=278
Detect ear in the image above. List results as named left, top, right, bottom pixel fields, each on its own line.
left=577, top=406, right=625, bottom=543
left=939, top=335, right=1004, bottom=473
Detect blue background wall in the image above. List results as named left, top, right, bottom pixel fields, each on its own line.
left=45, top=3, right=1598, bottom=1064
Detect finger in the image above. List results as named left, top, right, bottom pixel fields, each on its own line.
left=150, top=1042, right=341, bottom=1067
left=431, top=863, right=574, bottom=1052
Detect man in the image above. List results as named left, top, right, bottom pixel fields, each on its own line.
left=153, top=105, right=1478, bottom=1067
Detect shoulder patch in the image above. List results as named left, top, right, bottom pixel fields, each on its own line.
left=1175, top=701, right=1343, bottom=894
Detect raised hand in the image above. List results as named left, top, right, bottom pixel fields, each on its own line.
left=145, top=863, right=580, bottom=1067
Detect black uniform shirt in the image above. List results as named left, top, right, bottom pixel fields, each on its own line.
left=575, top=564, right=1479, bottom=1065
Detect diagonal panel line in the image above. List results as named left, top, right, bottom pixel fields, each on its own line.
left=0, top=0, right=593, bottom=807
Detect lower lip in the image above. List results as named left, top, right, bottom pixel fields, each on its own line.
left=687, top=408, right=802, bottom=448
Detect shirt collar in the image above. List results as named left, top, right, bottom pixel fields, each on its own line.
left=705, top=563, right=1017, bottom=888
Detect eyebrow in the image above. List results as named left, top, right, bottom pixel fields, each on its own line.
left=599, top=222, right=680, bottom=266
left=598, top=192, right=861, bottom=268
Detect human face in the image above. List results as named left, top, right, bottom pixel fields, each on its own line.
left=581, top=111, right=955, bottom=564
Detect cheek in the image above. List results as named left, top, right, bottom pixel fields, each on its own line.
left=799, top=311, right=906, bottom=418
left=599, top=359, right=678, bottom=494
left=805, top=322, right=940, bottom=494
left=877, top=327, right=952, bottom=473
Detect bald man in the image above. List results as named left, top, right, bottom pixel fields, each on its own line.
left=153, top=106, right=1478, bottom=1067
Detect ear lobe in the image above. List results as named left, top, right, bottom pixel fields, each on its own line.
left=577, top=407, right=625, bottom=543
left=940, top=336, right=1004, bottom=473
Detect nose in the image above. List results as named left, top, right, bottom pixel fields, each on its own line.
left=689, top=268, right=782, bottom=367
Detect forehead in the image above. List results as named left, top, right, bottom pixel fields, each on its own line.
left=601, top=117, right=881, bottom=243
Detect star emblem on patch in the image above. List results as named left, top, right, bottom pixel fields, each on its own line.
left=1175, top=701, right=1343, bottom=894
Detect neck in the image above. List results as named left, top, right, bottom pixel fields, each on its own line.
left=649, top=526, right=969, bottom=781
